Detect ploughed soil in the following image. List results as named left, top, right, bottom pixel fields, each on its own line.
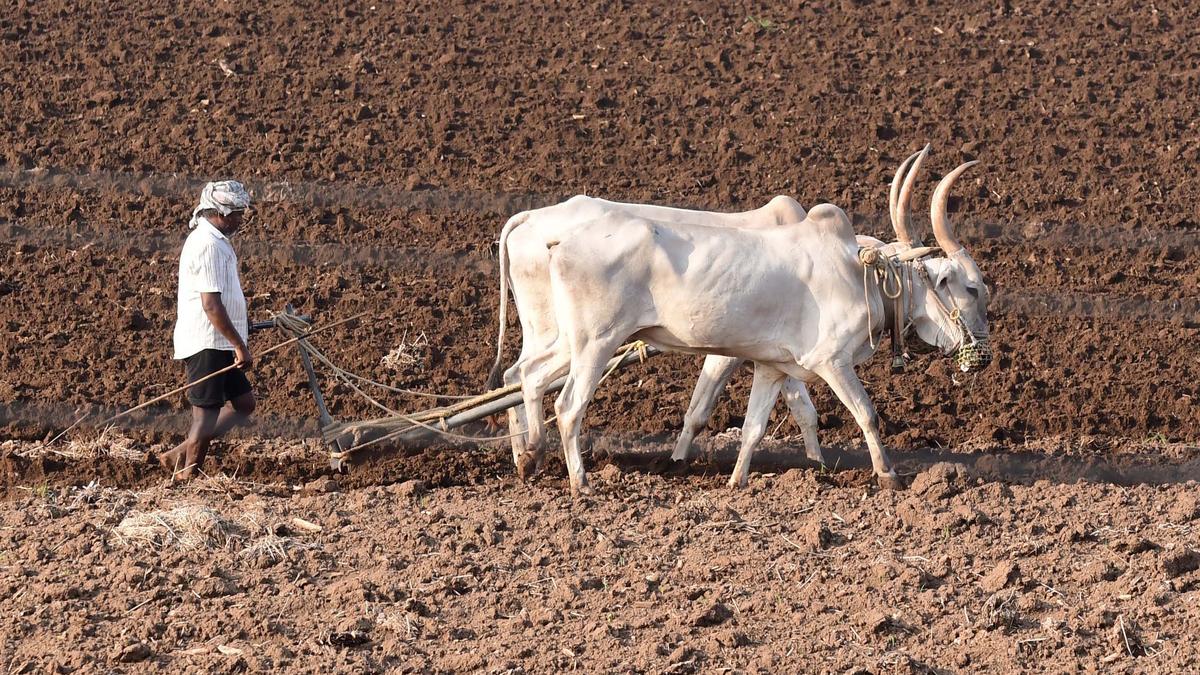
left=1, top=0, right=1199, bottom=671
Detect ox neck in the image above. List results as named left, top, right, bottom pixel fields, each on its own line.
left=861, top=254, right=916, bottom=372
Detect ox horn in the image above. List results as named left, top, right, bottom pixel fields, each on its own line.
left=930, top=160, right=979, bottom=256
left=888, top=144, right=930, bottom=247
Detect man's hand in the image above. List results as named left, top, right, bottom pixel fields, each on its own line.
left=201, top=292, right=252, bottom=370
left=234, top=343, right=254, bottom=371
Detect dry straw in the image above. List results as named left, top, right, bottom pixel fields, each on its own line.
left=239, top=512, right=319, bottom=563
left=114, top=500, right=323, bottom=563
left=241, top=532, right=317, bottom=562
left=9, top=426, right=143, bottom=461
left=114, top=504, right=243, bottom=551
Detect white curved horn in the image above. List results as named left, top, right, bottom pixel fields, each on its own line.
left=888, top=148, right=920, bottom=245
left=896, top=144, right=930, bottom=246
left=930, top=160, right=979, bottom=256
left=888, top=145, right=928, bottom=246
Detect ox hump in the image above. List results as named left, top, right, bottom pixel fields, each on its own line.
left=765, top=195, right=807, bottom=223
left=804, top=203, right=855, bottom=240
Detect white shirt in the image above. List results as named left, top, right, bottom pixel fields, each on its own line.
left=173, top=217, right=249, bottom=359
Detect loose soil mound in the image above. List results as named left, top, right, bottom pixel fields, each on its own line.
left=3, top=444, right=1199, bottom=671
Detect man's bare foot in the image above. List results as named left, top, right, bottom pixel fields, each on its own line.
left=158, top=447, right=181, bottom=472
left=157, top=447, right=196, bottom=481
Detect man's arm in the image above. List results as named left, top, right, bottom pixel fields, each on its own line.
left=200, top=292, right=253, bottom=370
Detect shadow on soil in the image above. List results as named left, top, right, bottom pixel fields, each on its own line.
left=602, top=444, right=1200, bottom=488
left=4, top=435, right=1199, bottom=500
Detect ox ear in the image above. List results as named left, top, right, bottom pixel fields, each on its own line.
left=923, top=257, right=956, bottom=288
left=948, top=247, right=986, bottom=284
left=895, top=246, right=941, bottom=262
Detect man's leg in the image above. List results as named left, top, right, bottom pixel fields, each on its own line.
left=197, top=367, right=256, bottom=466
left=211, top=391, right=255, bottom=438
left=181, top=389, right=255, bottom=475
left=161, top=405, right=220, bottom=479
left=160, top=351, right=254, bottom=479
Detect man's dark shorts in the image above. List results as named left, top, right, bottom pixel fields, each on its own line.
left=184, top=349, right=252, bottom=408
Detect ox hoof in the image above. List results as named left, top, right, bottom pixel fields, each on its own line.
left=515, top=453, right=541, bottom=481
left=877, top=473, right=905, bottom=491
left=726, top=476, right=750, bottom=490
left=572, top=481, right=594, bottom=498
left=652, top=456, right=691, bottom=476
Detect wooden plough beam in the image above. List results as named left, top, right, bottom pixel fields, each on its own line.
left=300, top=343, right=662, bottom=472
left=263, top=307, right=662, bottom=472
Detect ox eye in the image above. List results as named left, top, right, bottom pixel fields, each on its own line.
left=966, top=285, right=980, bottom=298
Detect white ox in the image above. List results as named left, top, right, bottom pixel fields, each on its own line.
left=493, top=154, right=989, bottom=494
left=487, top=149, right=934, bottom=473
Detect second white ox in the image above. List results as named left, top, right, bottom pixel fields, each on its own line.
left=489, top=149, right=935, bottom=473
left=495, top=158, right=988, bottom=495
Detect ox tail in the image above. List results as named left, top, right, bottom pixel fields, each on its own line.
left=486, top=211, right=530, bottom=390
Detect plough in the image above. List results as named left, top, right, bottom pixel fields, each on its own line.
left=266, top=306, right=661, bottom=472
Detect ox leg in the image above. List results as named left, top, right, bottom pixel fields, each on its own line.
left=516, top=346, right=571, bottom=480
left=553, top=340, right=621, bottom=497
left=506, top=296, right=558, bottom=473
left=781, top=379, right=825, bottom=464
left=671, top=355, right=743, bottom=463
left=502, top=363, right=528, bottom=467
left=728, top=364, right=787, bottom=488
left=814, top=363, right=901, bottom=489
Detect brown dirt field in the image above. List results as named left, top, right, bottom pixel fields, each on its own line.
left=1, top=0, right=1199, bottom=671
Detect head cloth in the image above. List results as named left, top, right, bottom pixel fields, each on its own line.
left=189, top=180, right=251, bottom=229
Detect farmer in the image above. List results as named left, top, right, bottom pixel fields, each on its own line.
left=159, top=180, right=255, bottom=479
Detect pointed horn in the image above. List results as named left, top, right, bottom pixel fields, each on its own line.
left=930, top=160, right=979, bottom=255
left=888, top=148, right=922, bottom=246
left=895, top=246, right=941, bottom=262
left=896, top=144, right=931, bottom=246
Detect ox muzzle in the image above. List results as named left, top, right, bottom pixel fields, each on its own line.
left=955, top=336, right=992, bottom=371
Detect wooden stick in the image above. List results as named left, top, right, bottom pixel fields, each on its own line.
left=48, top=311, right=367, bottom=442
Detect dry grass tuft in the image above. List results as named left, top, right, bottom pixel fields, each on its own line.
left=381, top=330, right=429, bottom=371
left=10, top=426, right=143, bottom=462
left=237, top=512, right=320, bottom=563
left=377, top=608, right=424, bottom=639
left=115, top=504, right=243, bottom=551
left=188, top=470, right=271, bottom=496
left=242, top=532, right=318, bottom=562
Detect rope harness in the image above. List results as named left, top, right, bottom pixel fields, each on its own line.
left=271, top=312, right=475, bottom=402
left=859, top=248, right=909, bottom=371
left=910, top=261, right=992, bottom=371
left=858, top=247, right=991, bottom=372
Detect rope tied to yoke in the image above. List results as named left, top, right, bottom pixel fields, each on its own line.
left=859, top=247, right=909, bottom=370
left=271, top=311, right=528, bottom=448
left=270, top=311, right=473, bottom=402
left=275, top=305, right=658, bottom=456
left=860, top=244, right=994, bottom=373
